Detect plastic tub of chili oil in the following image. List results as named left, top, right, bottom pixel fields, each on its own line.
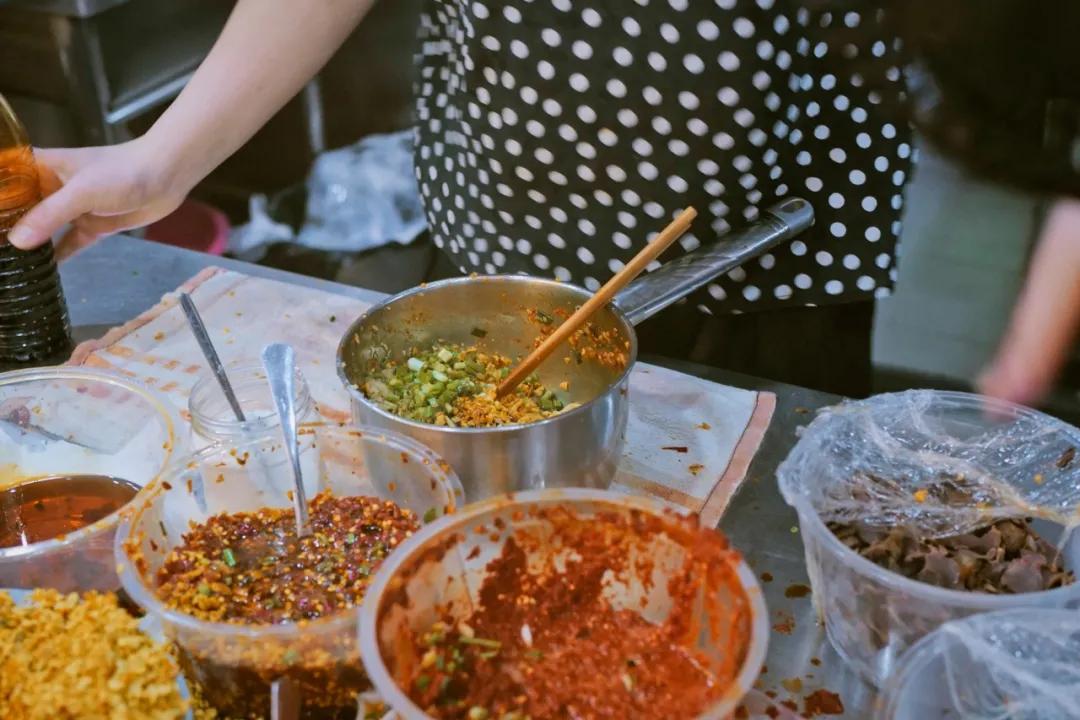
left=0, top=367, right=183, bottom=594
left=875, top=608, right=1080, bottom=719
left=115, top=423, right=464, bottom=720
left=777, top=390, right=1080, bottom=687
left=358, top=489, right=770, bottom=720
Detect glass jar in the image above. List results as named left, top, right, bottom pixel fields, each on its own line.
left=188, top=361, right=315, bottom=448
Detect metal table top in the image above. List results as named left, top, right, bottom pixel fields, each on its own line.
left=61, top=235, right=875, bottom=717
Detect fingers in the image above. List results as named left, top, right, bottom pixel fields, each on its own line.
left=979, top=200, right=1080, bottom=405
left=7, top=178, right=95, bottom=250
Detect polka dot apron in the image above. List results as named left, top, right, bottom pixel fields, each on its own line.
left=414, top=0, right=912, bottom=313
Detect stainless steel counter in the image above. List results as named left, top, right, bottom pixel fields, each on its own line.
left=61, top=235, right=876, bottom=718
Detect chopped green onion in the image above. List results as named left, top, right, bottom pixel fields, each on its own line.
left=346, top=532, right=357, bottom=544
left=424, top=507, right=439, bottom=523
left=459, top=636, right=501, bottom=649
left=407, top=357, right=426, bottom=372
left=197, top=583, right=212, bottom=596
left=222, top=548, right=236, bottom=567
left=415, top=675, right=431, bottom=691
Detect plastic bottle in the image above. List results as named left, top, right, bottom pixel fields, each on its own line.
left=0, top=94, right=72, bottom=365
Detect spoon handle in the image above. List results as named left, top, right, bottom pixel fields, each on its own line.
left=262, top=343, right=311, bottom=537
left=179, top=292, right=246, bottom=422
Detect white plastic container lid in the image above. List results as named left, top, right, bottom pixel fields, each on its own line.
left=876, top=608, right=1080, bottom=719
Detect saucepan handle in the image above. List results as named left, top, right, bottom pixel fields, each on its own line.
left=612, top=198, right=815, bottom=326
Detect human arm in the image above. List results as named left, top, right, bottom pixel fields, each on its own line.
left=979, top=200, right=1080, bottom=405
left=9, top=0, right=375, bottom=256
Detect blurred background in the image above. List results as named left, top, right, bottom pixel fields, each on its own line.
left=1, top=0, right=1074, bottom=420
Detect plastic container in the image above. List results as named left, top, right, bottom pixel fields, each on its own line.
left=0, top=367, right=181, bottom=591
left=359, top=489, right=770, bottom=720
left=188, top=360, right=314, bottom=449
left=876, top=609, right=1080, bottom=719
left=145, top=198, right=230, bottom=256
left=116, top=423, right=464, bottom=720
left=780, top=391, right=1080, bottom=686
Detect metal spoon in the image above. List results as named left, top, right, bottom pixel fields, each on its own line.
left=179, top=292, right=246, bottom=422
left=261, top=343, right=311, bottom=537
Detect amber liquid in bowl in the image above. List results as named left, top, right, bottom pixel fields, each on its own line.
left=0, top=475, right=139, bottom=548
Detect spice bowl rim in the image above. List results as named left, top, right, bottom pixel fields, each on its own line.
left=335, top=274, right=640, bottom=435
left=0, top=366, right=183, bottom=563
left=357, top=488, right=770, bottom=720
left=188, top=359, right=313, bottom=441
left=114, top=422, right=464, bottom=641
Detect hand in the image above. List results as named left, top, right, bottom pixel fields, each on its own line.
left=8, top=138, right=189, bottom=261
left=979, top=199, right=1080, bottom=405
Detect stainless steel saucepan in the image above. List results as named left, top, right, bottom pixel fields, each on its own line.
left=337, top=199, right=813, bottom=501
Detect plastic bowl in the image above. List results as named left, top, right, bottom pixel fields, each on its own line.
left=0, top=367, right=182, bottom=592
left=359, top=489, right=769, bottom=720
left=116, top=423, right=463, bottom=720
left=786, top=391, right=1080, bottom=685
left=875, top=608, right=1080, bottom=719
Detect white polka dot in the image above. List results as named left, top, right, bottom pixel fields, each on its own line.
left=613, top=231, right=633, bottom=248
left=774, top=284, right=793, bottom=300
left=759, top=253, right=776, bottom=269
left=816, top=250, right=833, bottom=266
left=815, top=125, right=830, bottom=140
left=830, top=222, right=846, bottom=237
left=542, top=29, right=562, bottom=46
left=516, top=239, right=532, bottom=254
left=511, top=40, right=529, bottom=59
left=708, top=284, right=727, bottom=301
left=825, top=280, right=844, bottom=295
left=576, top=246, right=596, bottom=265
left=583, top=8, right=602, bottom=26
left=876, top=253, right=891, bottom=268
left=851, top=107, right=868, bottom=123
left=874, top=156, right=889, bottom=172
left=549, top=171, right=568, bottom=185
left=623, top=17, right=641, bottom=36
left=538, top=60, right=556, bottom=79
left=607, top=79, right=627, bottom=98
left=794, top=273, right=812, bottom=289
left=621, top=189, right=641, bottom=206
left=533, top=253, right=550, bottom=270
left=559, top=124, right=578, bottom=142
left=688, top=118, right=709, bottom=136
left=727, top=267, right=747, bottom=282
left=874, top=287, right=891, bottom=299
left=643, top=87, right=662, bottom=105
left=505, top=139, right=522, bottom=156
left=829, top=193, right=845, bottom=209
left=698, top=19, right=720, bottom=39
left=617, top=109, right=638, bottom=128
left=669, top=0, right=688, bottom=10
left=667, top=175, right=689, bottom=193
left=704, top=179, right=724, bottom=196
left=639, top=162, right=658, bottom=180
left=609, top=258, right=625, bottom=273
left=578, top=219, right=597, bottom=236
left=644, top=202, right=665, bottom=219
left=503, top=5, right=521, bottom=22
left=857, top=133, right=872, bottom=148
left=554, top=266, right=572, bottom=282
left=857, top=276, right=876, bottom=291
left=862, top=196, right=878, bottom=212
left=570, top=194, right=587, bottom=209
left=660, top=23, right=680, bottom=42
left=577, top=165, right=596, bottom=182
left=648, top=52, right=667, bottom=71
left=829, top=148, right=847, bottom=163
left=653, top=117, right=673, bottom=135
left=834, top=95, right=850, bottom=111
left=520, top=87, right=538, bottom=105
left=607, top=165, right=627, bottom=182
left=866, top=226, right=882, bottom=242
left=473, top=3, right=489, bottom=19
left=850, top=170, right=866, bottom=185
left=719, top=52, right=740, bottom=71
left=757, top=40, right=775, bottom=60
left=893, top=170, right=906, bottom=186
left=578, top=106, right=597, bottom=123
left=669, top=139, right=690, bottom=156
left=481, top=35, right=501, bottom=51
left=734, top=17, right=755, bottom=38
left=734, top=109, right=755, bottom=127
left=805, top=177, right=823, bottom=192
left=698, top=159, right=719, bottom=175
left=882, top=123, right=897, bottom=139
left=743, top=285, right=761, bottom=301
left=550, top=207, right=568, bottom=223
left=548, top=233, right=566, bottom=249
left=614, top=47, right=633, bottom=66
left=573, top=40, right=593, bottom=60
left=843, top=254, right=860, bottom=270
left=790, top=240, right=807, bottom=256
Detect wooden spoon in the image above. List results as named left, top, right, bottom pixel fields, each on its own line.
left=496, top=207, right=697, bottom=399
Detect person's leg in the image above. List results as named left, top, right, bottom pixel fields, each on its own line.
left=637, top=302, right=875, bottom=397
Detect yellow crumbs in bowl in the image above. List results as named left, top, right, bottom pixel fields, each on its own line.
left=0, top=589, right=189, bottom=720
